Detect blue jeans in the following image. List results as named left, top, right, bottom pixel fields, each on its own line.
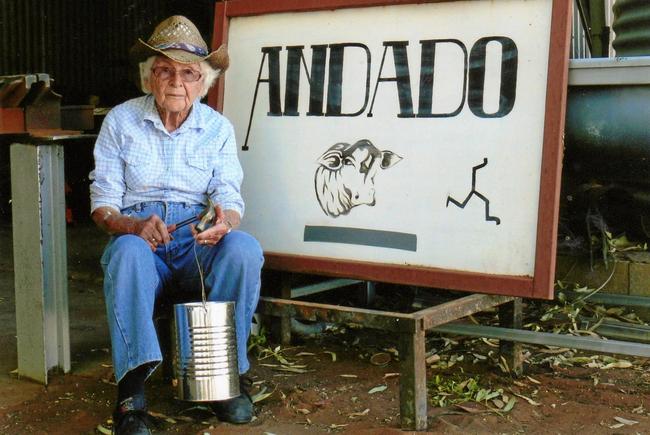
left=100, top=201, right=264, bottom=382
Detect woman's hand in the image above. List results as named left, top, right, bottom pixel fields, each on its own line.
left=193, top=204, right=234, bottom=247
left=92, top=207, right=173, bottom=251
left=133, top=214, right=172, bottom=251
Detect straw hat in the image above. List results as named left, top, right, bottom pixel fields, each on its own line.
left=129, top=15, right=229, bottom=72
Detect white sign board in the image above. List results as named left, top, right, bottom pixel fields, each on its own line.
left=215, top=0, right=570, bottom=299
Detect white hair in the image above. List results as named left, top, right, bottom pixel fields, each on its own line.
left=139, top=55, right=221, bottom=98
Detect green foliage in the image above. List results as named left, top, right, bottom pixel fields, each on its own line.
left=428, top=373, right=515, bottom=412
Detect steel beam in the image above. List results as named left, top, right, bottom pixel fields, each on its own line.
left=290, top=278, right=362, bottom=298
left=416, top=294, right=514, bottom=330
left=257, top=296, right=416, bottom=332
left=399, top=325, right=427, bottom=431
left=499, top=298, right=524, bottom=375
left=561, top=290, right=650, bottom=308
left=433, top=323, right=650, bottom=358
left=11, top=142, right=70, bottom=384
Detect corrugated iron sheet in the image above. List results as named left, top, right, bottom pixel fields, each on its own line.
left=0, top=0, right=214, bottom=105
left=571, top=0, right=616, bottom=59
left=3, top=1, right=622, bottom=99
left=613, top=0, right=650, bottom=56
left=572, top=0, right=592, bottom=59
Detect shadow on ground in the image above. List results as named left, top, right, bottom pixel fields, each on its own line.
left=2, top=222, right=650, bottom=434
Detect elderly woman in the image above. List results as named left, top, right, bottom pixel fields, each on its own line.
left=89, top=16, right=263, bottom=434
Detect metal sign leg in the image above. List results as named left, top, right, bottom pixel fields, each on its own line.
left=499, top=298, right=524, bottom=376
left=399, top=324, right=427, bottom=430
left=11, top=142, right=70, bottom=384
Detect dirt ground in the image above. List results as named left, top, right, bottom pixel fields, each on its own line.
left=1, top=221, right=650, bottom=434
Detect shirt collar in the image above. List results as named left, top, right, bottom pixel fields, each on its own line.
left=141, top=94, right=205, bottom=134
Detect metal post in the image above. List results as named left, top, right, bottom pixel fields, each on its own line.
left=588, top=0, right=609, bottom=57
left=499, top=298, right=523, bottom=376
left=360, top=281, right=376, bottom=306
left=280, top=272, right=293, bottom=345
left=10, top=142, right=70, bottom=384
left=399, top=321, right=427, bottom=431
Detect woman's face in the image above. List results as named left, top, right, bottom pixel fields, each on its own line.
left=149, top=57, right=203, bottom=114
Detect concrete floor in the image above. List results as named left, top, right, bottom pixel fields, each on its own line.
left=0, top=220, right=111, bottom=409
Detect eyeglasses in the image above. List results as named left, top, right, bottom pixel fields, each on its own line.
left=152, top=66, right=202, bottom=82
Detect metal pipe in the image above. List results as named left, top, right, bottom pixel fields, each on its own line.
left=291, top=279, right=362, bottom=298
left=432, top=323, right=650, bottom=357
left=561, top=290, right=650, bottom=308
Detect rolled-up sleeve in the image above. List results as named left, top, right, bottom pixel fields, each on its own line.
left=89, top=111, right=126, bottom=213
left=207, top=120, right=245, bottom=217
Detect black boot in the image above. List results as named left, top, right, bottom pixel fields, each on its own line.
left=112, top=395, right=153, bottom=435
left=210, top=376, right=254, bottom=424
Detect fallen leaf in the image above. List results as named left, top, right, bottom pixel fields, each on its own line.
left=632, top=405, right=645, bottom=414
left=425, top=354, right=440, bottom=365
left=348, top=408, right=370, bottom=418
left=503, top=397, right=517, bottom=413
left=526, top=376, right=541, bottom=384
left=602, top=361, right=633, bottom=370
left=295, top=408, right=310, bottom=415
left=275, top=366, right=312, bottom=374
left=251, top=386, right=275, bottom=404
left=492, top=398, right=505, bottom=409
left=368, top=385, right=388, bottom=394
left=384, top=347, right=399, bottom=356
left=339, top=374, right=357, bottom=378
left=613, top=416, right=638, bottom=425
left=455, top=402, right=487, bottom=414
left=295, top=352, right=316, bottom=357
left=370, top=352, right=391, bottom=366
left=538, top=347, right=571, bottom=354
left=323, top=351, right=337, bottom=362
left=96, top=424, right=112, bottom=435
left=383, top=372, right=400, bottom=380
left=512, top=392, right=541, bottom=406
left=148, top=411, right=176, bottom=424
left=481, top=338, right=499, bottom=347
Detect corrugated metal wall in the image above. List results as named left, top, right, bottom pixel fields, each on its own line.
left=571, top=0, right=616, bottom=59
left=605, top=0, right=616, bottom=56
left=572, top=0, right=592, bottom=58
left=2, top=1, right=620, bottom=101
left=0, top=0, right=213, bottom=106
left=0, top=0, right=47, bottom=73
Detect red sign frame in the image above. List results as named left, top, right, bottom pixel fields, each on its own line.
left=209, top=0, right=571, bottom=300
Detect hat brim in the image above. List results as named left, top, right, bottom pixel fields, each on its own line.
left=129, top=39, right=229, bottom=72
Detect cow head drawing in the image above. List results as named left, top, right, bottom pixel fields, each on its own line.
left=314, top=139, right=403, bottom=217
